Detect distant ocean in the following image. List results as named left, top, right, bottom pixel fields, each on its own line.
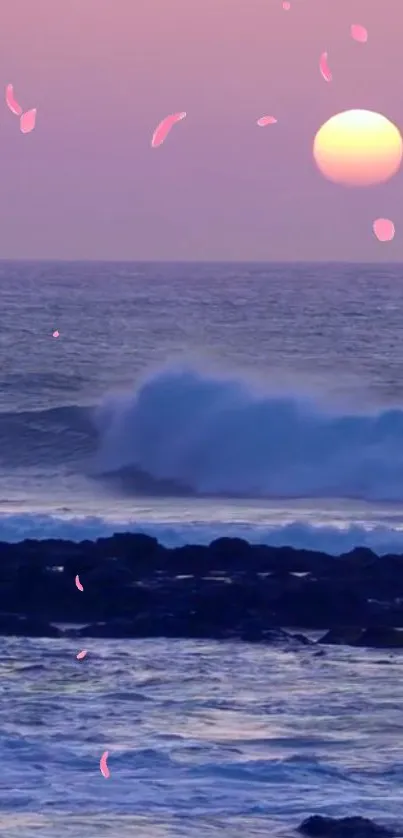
left=2, top=260, right=403, bottom=555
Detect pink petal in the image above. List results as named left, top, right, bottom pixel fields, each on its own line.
left=351, top=24, right=368, bottom=43
left=282, top=1, right=291, bottom=9
left=257, top=115, right=278, bottom=127
left=373, top=218, right=395, bottom=242
left=319, top=52, right=332, bottom=82
left=100, top=751, right=110, bottom=778
left=75, top=574, right=84, bottom=592
left=52, top=330, right=59, bottom=338
left=20, top=108, right=37, bottom=134
left=76, top=650, right=88, bottom=660
left=5, top=84, right=22, bottom=116
left=151, top=112, right=186, bottom=148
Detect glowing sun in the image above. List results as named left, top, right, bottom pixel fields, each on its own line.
left=313, top=110, right=403, bottom=186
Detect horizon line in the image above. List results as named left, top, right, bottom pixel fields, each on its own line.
left=0, top=258, right=402, bottom=266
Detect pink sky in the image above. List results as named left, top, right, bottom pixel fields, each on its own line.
left=0, top=0, right=402, bottom=261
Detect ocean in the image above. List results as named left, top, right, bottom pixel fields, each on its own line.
left=2, top=637, right=403, bottom=837
left=2, top=261, right=403, bottom=836
left=1, top=260, right=403, bottom=554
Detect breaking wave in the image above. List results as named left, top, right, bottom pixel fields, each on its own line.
left=93, top=367, right=403, bottom=502
left=4, top=366, right=403, bottom=503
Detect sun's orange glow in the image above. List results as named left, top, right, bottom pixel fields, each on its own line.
left=313, top=110, right=403, bottom=187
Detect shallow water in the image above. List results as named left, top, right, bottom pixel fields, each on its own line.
left=1, top=637, right=402, bottom=837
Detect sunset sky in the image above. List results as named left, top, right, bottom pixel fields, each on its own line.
left=0, top=0, right=402, bottom=261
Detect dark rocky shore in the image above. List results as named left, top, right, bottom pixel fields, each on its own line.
left=297, top=816, right=399, bottom=838
left=2, top=533, right=403, bottom=646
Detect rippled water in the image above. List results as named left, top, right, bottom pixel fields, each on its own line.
left=1, top=638, right=402, bottom=837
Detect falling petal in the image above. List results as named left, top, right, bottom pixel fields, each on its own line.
left=257, top=116, right=278, bottom=127
left=52, top=330, right=59, bottom=338
left=75, top=574, right=84, bottom=592
left=319, top=52, right=332, bottom=82
left=351, top=24, right=368, bottom=43
left=373, top=218, right=395, bottom=242
left=282, top=1, right=291, bottom=9
left=76, top=650, right=88, bottom=660
left=5, top=84, right=22, bottom=116
left=151, top=112, right=186, bottom=148
left=100, top=751, right=110, bottom=778
left=20, top=108, right=37, bottom=134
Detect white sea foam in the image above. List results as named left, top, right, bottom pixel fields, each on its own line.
left=2, top=512, right=403, bottom=555
left=93, top=366, right=403, bottom=501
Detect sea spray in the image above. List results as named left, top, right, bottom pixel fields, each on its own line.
left=93, top=366, right=403, bottom=501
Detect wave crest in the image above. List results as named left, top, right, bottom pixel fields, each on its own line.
left=93, top=367, right=403, bottom=501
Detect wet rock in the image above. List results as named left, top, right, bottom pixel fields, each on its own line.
left=291, top=632, right=314, bottom=645
left=96, top=532, right=161, bottom=560
left=0, top=532, right=403, bottom=638
left=319, top=626, right=403, bottom=648
left=78, top=612, right=223, bottom=640
left=168, top=544, right=210, bottom=575
left=0, top=613, right=61, bottom=637
left=297, top=816, right=397, bottom=838
left=353, top=626, right=403, bottom=648
left=339, top=547, right=379, bottom=570
left=318, top=627, right=364, bottom=646
left=270, top=579, right=369, bottom=629
left=77, top=619, right=141, bottom=638
left=209, top=536, right=251, bottom=563
left=239, top=626, right=293, bottom=644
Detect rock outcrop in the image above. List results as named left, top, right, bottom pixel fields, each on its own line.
left=298, top=816, right=397, bottom=838
left=0, top=533, right=403, bottom=639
